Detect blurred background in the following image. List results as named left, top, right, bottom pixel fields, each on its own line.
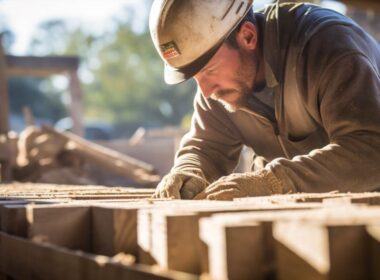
left=1, top=0, right=379, bottom=139
left=0, top=0, right=379, bottom=186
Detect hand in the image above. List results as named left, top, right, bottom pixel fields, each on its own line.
left=194, top=169, right=294, bottom=200
left=153, top=170, right=209, bottom=199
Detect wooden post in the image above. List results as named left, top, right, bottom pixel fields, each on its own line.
left=200, top=216, right=266, bottom=280
left=138, top=201, right=319, bottom=275
left=27, top=205, right=92, bottom=251
left=91, top=203, right=148, bottom=257
left=0, top=36, right=12, bottom=182
left=68, top=70, right=84, bottom=137
left=367, top=225, right=380, bottom=279
left=5, top=55, right=84, bottom=138
left=0, top=232, right=198, bottom=280
left=273, top=208, right=380, bottom=280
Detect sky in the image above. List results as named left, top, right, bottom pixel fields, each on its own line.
left=0, top=0, right=147, bottom=55
left=0, top=0, right=346, bottom=55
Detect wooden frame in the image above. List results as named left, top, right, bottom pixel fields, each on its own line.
left=0, top=39, right=84, bottom=182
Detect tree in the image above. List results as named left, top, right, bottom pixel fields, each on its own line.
left=8, top=77, right=67, bottom=123
left=23, top=2, right=196, bottom=134
left=0, top=21, right=67, bottom=128
left=83, top=4, right=196, bottom=129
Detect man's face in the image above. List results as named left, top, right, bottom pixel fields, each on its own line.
left=194, top=43, right=258, bottom=112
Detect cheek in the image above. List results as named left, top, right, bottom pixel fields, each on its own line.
left=222, top=60, right=242, bottom=81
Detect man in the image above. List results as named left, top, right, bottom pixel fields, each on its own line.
left=149, top=0, right=380, bottom=200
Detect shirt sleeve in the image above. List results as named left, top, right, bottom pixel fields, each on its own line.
left=172, top=88, right=244, bottom=182
left=268, top=48, right=380, bottom=192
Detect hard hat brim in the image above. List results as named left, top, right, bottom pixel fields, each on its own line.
left=164, top=43, right=222, bottom=85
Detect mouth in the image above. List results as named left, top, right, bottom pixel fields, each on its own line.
left=211, top=90, right=243, bottom=112
left=212, top=89, right=240, bottom=103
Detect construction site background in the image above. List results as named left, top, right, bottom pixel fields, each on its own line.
left=0, top=0, right=379, bottom=187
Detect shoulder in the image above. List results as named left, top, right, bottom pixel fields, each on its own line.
left=299, top=22, right=380, bottom=87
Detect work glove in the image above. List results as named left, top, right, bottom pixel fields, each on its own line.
left=153, top=170, right=210, bottom=199
left=194, top=169, right=295, bottom=200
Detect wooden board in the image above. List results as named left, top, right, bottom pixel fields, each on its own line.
left=91, top=203, right=151, bottom=257
left=235, top=192, right=380, bottom=205
left=138, top=201, right=320, bottom=274
left=0, top=183, right=154, bottom=200
left=273, top=207, right=380, bottom=280
left=367, top=225, right=380, bottom=279
left=200, top=216, right=265, bottom=280
left=27, top=205, right=92, bottom=251
left=0, top=232, right=197, bottom=280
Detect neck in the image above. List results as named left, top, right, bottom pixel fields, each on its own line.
left=253, top=48, right=266, bottom=92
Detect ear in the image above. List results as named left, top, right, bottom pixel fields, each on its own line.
left=236, top=21, right=258, bottom=51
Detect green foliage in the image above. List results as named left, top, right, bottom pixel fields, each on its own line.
left=8, top=77, right=67, bottom=122
left=84, top=6, right=196, bottom=127
left=26, top=2, right=196, bottom=129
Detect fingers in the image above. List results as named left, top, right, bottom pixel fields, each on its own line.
left=193, top=191, right=207, bottom=200
left=208, top=188, right=243, bottom=200
left=194, top=187, right=243, bottom=200
left=152, top=173, right=182, bottom=199
left=180, top=177, right=208, bottom=199
left=194, top=181, right=242, bottom=200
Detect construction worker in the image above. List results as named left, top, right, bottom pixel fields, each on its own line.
left=150, top=0, right=380, bottom=200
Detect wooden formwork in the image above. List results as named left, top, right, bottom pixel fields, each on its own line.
left=0, top=183, right=380, bottom=280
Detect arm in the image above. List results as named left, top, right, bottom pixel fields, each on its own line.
left=269, top=52, right=380, bottom=193
left=195, top=25, right=380, bottom=200
left=173, top=89, right=244, bottom=181
left=154, top=88, right=244, bottom=199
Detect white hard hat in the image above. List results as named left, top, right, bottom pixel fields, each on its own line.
left=149, top=0, right=254, bottom=84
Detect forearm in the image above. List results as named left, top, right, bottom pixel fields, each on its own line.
left=267, top=133, right=380, bottom=193
left=172, top=136, right=243, bottom=182
left=172, top=90, right=244, bottom=182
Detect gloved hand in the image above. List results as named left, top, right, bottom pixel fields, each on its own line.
left=153, top=170, right=210, bottom=199
left=194, top=169, right=295, bottom=200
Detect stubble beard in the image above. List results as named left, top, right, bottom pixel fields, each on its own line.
left=215, top=50, right=258, bottom=113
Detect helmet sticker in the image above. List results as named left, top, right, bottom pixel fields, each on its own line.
left=160, top=41, right=181, bottom=60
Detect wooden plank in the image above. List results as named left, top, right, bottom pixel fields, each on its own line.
left=200, top=216, right=265, bottom=280
left=0, top=37, right=11, bottom=182
left=0, top=233, right=31, bottom=279
left=367, top=225, right=380, bottom=279
left=0, top=232, right=197, bottom=280
left=235, top=192, right=345, bottom=204
left=68, top=71, right=84, bottom=136
left=0, top=202, right=90, bottom=237
left=199, top=207, right=380, bottom=280
left=138, top=207, right=157, bottom=265
left=91, top=203, right=149, bottom=257
left=152, top=211, right=201, bottom=274
left=236, top=192, right=380, bottom=205
left=273, top=209, right=380, bottom=280
left=1, top=204, right=28, bottom=236
left=0, top=183, right=155, bottom=200
left=5, top=55, right=79, bottom=77
left=137, top=200, right=229, bottom=267
left=199, top=210, right=312, bottom=280
left=139, top=201, right=320, bottom=274
left=27, top=204, right=92, bottom=251
left=0, top=142, right=10, bottom=162
left=0, top=194, right=153, bottom=201
left=42, top=126, right=161, bottom=186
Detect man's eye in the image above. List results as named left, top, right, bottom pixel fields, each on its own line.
left=206, top=69, right=215, bottom=75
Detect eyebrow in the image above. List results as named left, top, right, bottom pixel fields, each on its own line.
left=200, top=61, right=217, bottom=73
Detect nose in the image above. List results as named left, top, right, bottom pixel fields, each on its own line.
left=195, top=74, right=217, bottom=99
